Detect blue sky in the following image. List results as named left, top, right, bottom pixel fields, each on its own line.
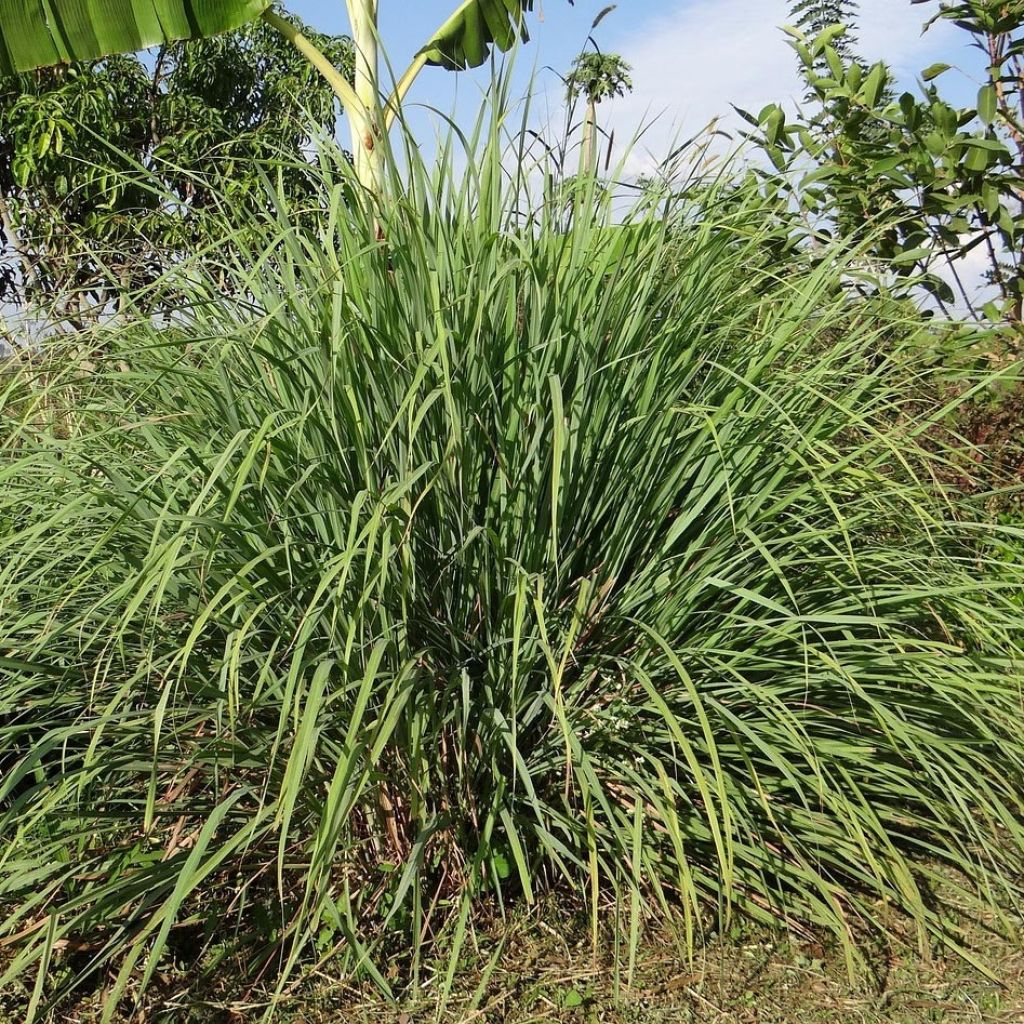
left=284, top=0, right=984, bottom=165
left=286, top=0, right=670, bottom=100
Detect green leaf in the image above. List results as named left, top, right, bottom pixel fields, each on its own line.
left=998, top=204, right=1017, bottom=236
left=931, top=101, right=959, bottom=137
left=869, top=154, right=906, bottom=175
left=491, top=851, right=511, bottom=880
left=764, top=106, right=785, bottom=146
left=0, top=0, right=270, bottom=75
left=861, top=63, right=886, bottom=107
left=963, top=137, right=1009, bottom=153
left=812, top=23, right=847, bottom=54
left=964, top=145, right=991, bottom=172
left=420, top=0, right=534, bottom=70
left=891, top=246, right=931, bottom=265
left=982, top=182, right=1000, bottom=217
left=732, top=105, right=760, bottom=127
left=921, top=62, right=952, bottom=81
left=792, top=41, right=813, bottom=68
left=977, top=84, right=997, bottom=124
left=825, top=46, right=844, bottom=80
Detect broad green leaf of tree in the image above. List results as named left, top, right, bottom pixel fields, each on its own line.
left=0, top=0, right=271, bottom=74
left=420, top=0, right=537, bottom=70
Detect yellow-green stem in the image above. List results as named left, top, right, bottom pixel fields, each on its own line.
left=261, top=9, right=363, bottom=120
left=384, top=51, right=428, bottom=131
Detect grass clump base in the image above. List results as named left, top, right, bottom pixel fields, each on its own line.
left=3, top=893, right=1022, bottom=1022
left=1, top=111, right=1023, bottom=1018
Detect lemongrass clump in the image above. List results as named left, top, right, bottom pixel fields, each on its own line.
left=1, top=101, right=1023, bottom=1017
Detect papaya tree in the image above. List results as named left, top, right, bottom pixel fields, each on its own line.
left=564, top=49, right=632, bottom=175
left=0, top=0, right=562, bottom=192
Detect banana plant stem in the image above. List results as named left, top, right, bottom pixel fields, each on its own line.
left=384, top=52, right=427, bottom=131
left=262, top=10, right=365, bottom=124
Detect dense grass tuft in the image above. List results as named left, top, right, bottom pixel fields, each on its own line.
left=2, top=112, right=1023, bottom=1015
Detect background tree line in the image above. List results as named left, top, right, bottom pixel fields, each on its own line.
left=3, top=0, right=1024, bottom=344
left=742, top=0, right=1023, bottom=493
left=752, top=0, right=1024, bottom=331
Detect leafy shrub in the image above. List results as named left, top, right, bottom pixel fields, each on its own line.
left=1, top=124, right=1023, bottom=1014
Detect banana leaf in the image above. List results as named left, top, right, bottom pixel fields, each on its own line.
left=0, top=0, right=270, bottom=75
left=420, top=0, right=537, bottom=70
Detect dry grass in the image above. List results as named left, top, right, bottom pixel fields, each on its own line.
left=6, top=886, right=1021, bottom=1024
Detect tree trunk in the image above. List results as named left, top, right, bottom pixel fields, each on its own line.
left=581, top=98, right=597, bottom=178
left=0, top=193, right=39, bottom=300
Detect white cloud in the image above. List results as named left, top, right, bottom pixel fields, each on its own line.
left=598, top=0, right=959, bottom=174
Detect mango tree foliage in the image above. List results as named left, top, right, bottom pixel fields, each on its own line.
left=0, top=18, right=352, bottom=316
left=791, top=0, right=861, bottom=79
